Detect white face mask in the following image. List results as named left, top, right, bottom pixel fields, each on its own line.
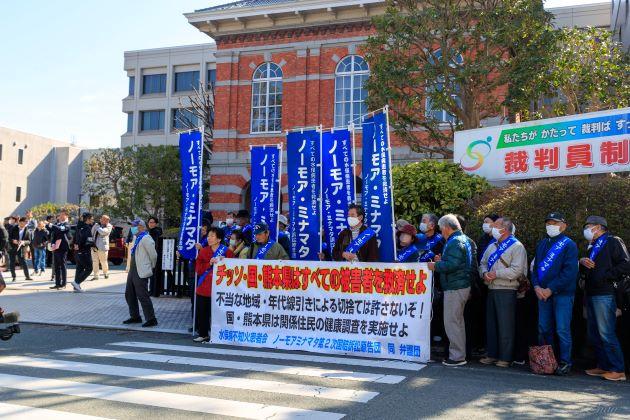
left=482, top=223, right=492, bottom=234
left=546, top=225, right=561, bottom=238
left=226, top=218, right=234, bottom=226
left=347, top=217, right=360, bottom=228
left=229, top=239, right=237, bottom=247
left=583, top=227, right=596, bottom=242
left=491, top=227, right=503, bottom=240
left=419, top=223, right=428, bottom=233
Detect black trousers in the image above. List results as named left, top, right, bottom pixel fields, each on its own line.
left=74, top=251, right=92, bottom=285
left=486, top=289, right=517, bottom=362
left=195, top=295, right=211, bottom=337
left=125, top=258, right=156, bottom=321
left=53, top=250, right=67, bottom=287
left=8, top=250, right=30, bottom=279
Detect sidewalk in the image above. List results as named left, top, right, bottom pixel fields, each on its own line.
left=0, top=266, right=190, bottom=334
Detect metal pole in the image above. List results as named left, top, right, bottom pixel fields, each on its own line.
left=383, top=106, right=398, bottom=261
left=318, top=125, right=323, bottom=254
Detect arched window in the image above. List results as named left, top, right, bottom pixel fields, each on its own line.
left=334, top=55, right=370, bottom=128
left=251, top=62, right=283, bottom=133
left=425, top=49, right=463, bottom=124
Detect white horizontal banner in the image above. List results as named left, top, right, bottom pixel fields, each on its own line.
left=211, top=259, right=432, bottom=362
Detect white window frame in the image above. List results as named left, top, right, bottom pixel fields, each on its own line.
left=250, top=62, right=283, bottom=134
left=425, top=49, right=464, bottom=124
left=334, top=55, right=370, bottom=128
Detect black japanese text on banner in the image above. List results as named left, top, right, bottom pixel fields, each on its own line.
left=211, top=259, right=432, bottom=362
left=250, top=145, right=282, bottom=241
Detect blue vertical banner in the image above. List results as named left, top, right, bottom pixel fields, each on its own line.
left=177, top=130, right=203, bottom=261
left=287, top=130, right=321, bottom=260
left=321, top=128, right=355, bottom=252
left=362, top=109, right=396, bottom=262
left=250, top=145, right=281, bottom=242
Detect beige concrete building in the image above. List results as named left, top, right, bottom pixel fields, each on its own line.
left=612, top=0, right=630, bottom=51
left=0, top=127, right=87, bottom=218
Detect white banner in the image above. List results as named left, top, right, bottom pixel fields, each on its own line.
left=454, top=108, right=629, bottom=181
left=211, top=259, right=432, bottom=362
left=161, top=239, right=175, bottom=271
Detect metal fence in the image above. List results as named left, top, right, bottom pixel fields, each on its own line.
left=150, top=237, right=192, bottom=298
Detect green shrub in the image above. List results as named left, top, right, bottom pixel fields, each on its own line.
left=28, top=202, right=80, bottom=222
left=466, top=175, right=630, bottom=256
left=393, top=160, right=491, bottom=224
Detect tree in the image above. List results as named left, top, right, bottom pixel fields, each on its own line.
left=510, top=27, right=630, bottom=120
left=176, top=82, right=216, bottom=153
left=364, top=0, right=554, bottom=158
left=392, top=160, right=491, bottom=224
left=82, top=146, right=182, bottom=226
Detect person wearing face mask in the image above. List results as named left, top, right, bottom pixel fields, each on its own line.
left=579, top=216, right=629, bottom=382
left=396, top=224, right=420, bottom=263
left=125, top=223, right=139, bottom=273
left=478, top=214, right=500, bottom=264
left=332, top=204, right=379, bottom=263
left=228, top=230, right=250, bottom=259
left=222, top=212, right=237, bottom=244
left=417, top=214, right=444, bottom=263
left=427, top=214, right=473, bottom=366
left=123, top=219, right=158, bottom=328
left=478, top=217, right=527, bottom=368
left=531, top=212, right=579, bottom=376
left=194, top=227, right=228, bottom=342
left=247, top=222, right=288, bottom=260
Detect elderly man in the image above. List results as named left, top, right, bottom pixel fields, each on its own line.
left=428, top=214, right=473, bottom=366
left=123, top=219, right=158, bottom=328
left=478, top=217, right=527, bottom=368
left=531, top=212, right=578, bottom=376
left=418, top=213, right=444, bottom=262
left=277, top=214, right=291, bottom=256
left=580, top=216, right=629, bottom=382
left=248, top=222, right=288, bottom=260
left=91, top=214, right=113, bottom=281
left=332, top=204, right=379, bottom=263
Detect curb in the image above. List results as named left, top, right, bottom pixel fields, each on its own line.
left=21, top=320, right=190, bottom=335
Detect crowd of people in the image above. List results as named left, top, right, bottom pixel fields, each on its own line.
left=188, top=205, right=629, bottom=382
left=2, top=204, right=629, bottom=382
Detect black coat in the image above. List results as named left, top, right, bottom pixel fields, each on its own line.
left=73, top=222, right=94, bottom=253
left=8, top=225, right=32, bottom=255
left=50, top=222, right=71, bottom=252
left=332, top=225, right=379, bottom=262
left=581, top=234, right=630, bottom=296
left=0, top=224, right=8, bottom=251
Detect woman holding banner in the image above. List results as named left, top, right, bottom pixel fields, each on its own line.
left=194, top=227, right=228, bottom=343
left=332, top=204, right=379, bottom=263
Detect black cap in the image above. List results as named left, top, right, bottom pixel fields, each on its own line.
left=545, top=212, right=566, bottom=223
left=584, top=215, right=608, bottom=229
left=236, top=209, right=250, bottom=219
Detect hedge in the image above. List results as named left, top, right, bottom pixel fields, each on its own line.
left=465, top=175, right=630, bottom=257
left=392, top=160, right=491, bottom=224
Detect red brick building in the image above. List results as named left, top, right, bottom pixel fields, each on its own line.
left=185, top=0, right=424, bottom=220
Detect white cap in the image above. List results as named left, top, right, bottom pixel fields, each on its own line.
left=278, top=214, right=288, bottom=226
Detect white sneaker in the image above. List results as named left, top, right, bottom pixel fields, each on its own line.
left=71, top=281, right=83, bottom=292
left=193, top=336, right=209, bottom=343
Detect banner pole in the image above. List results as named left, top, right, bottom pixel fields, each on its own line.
left=350, top=123, right=357, bottom=201
left=318, top=125, right=323, bottom=255
left=276, top=143, right=283, bottom=242
left=383, top=106, right=397, bottom=261
left=192, top=125, right=205, bottom=337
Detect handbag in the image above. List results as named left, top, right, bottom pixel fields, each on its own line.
left=529, top=343, right=558, bottom=375
left=499, top=256, right=531, bottom=295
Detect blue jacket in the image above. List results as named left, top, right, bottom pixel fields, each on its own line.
left=531, top=234, right=579, bottom=295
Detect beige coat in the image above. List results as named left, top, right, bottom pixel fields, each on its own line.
left=479, top=238, right=528, bottom=290
left=133, top=233, right=157, bottom=278
left=91, top=223, right=112, bottom=251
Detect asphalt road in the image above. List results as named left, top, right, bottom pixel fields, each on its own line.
left=0, top=324, right=628, bottom=419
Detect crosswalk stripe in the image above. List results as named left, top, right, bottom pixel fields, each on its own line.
left=0, top=373, right=344, bottom=420
left=110, top=341, right=424, bottom=371
left=0, top=356, right=377, bottom=403
left=56, top=348, right=406, bottom=384
left=0, top=402, right=112, bottom=420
